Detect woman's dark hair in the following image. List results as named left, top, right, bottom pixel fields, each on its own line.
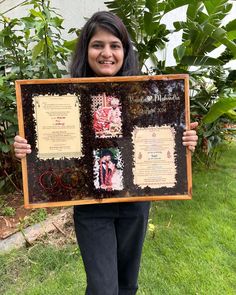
left=70, top=11, right=139, bottom=77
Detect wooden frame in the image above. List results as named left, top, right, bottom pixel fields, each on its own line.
left=15, top=74, right=192, bottom=208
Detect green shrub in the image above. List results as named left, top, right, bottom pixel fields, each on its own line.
left=0, top=206, right=16, bottom=217
left=106, top=0, right=236, bottom=165
left=0, top=0, right=74, bottom=193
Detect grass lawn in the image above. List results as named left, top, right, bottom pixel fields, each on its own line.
left=1, top=143, right=236, bottom=295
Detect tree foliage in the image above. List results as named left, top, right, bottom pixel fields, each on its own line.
left=105, top=0, right=236, bottom=166
left=0, top=0, right=74, bottom=192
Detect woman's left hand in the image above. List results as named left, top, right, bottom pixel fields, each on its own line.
left=182, top=122, right=198, bottom=152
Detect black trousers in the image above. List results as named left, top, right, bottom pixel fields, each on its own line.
left=73, top=202, right=150, bottom=295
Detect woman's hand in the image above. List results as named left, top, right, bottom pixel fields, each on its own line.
left=182, top=122, right=198, bottom=152
left=13, top=135, right=31, bottom=159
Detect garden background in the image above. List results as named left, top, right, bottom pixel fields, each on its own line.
left=0, top=0, right=236, bottom=294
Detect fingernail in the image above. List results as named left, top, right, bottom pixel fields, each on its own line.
left=27, top=145, right=31, bottom=149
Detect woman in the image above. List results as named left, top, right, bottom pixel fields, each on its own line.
left=14, top=11, right=198, bottom=295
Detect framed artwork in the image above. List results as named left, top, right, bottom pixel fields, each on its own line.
left=15, top=75, right=192, bottom=208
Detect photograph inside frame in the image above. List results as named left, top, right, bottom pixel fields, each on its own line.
left=15, top=75, right=192, bottom=207
left=92, top=93, right=122, bottom=138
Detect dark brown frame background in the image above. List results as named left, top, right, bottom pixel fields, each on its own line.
left=15, top=75, right=192, bottom=208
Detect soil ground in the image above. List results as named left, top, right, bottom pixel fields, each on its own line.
left=0, top=192, right=54, bottom=239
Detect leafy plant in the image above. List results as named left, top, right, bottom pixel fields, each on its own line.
left=187, top=64, right=235, bottom=165
left=105, top=0, right=170, bottom=71
left=0, top=73, right=21, bottom=193
left=105, top=0, right=236, bottom=165
left=0, top=0, right=74, bottom=192
left=0, top=206, right=16, bottom=217
left=0, top=195, right=16, bottom=216
left=173, top=1, right=236, bottom=67
left=18, top=208, right=48, bottom=229
left=20, top=0, right=71, bottom=78
left=203, top=95, right=236, bottom=124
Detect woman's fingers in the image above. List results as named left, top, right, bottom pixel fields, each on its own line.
left=182, top=133, right=198, bottom=145
left=14, top=135, right=27, bottom=143
left=183, top=122, right=199, bottom=151
left=187, top=145, right=195, bottom=152
left=189, top=122, right=198, bottom=129
left=13, top=135, right=31, bottom=159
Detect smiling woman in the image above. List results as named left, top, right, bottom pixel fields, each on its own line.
left=88, top=29, right=124, bottom=76
left=13, top=10, right=198, bottom=295
left=70, top=11, right=140, bottom=78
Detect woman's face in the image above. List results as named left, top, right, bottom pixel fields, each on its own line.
left=88, top=28, right=124, bottom=77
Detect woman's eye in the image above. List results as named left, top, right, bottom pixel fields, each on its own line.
left=111, top=44, right=121, bottom=49
left=92, top=43, right=102, bottom=48
left=90, top=43, right=122, bottom=49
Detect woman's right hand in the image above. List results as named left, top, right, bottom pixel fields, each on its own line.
left=13, top=135, right=32, bottom=159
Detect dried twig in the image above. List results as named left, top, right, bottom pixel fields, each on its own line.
left=3, top=169, right=22, bottom=193
left=52, top=222, right=66, bottom=236
left=0, top=215, right=12, bottom=227
left=20, top=229, right=32, bottom=247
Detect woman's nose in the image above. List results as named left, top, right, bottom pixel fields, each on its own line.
left=101, top=46, right=112, bottom=58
